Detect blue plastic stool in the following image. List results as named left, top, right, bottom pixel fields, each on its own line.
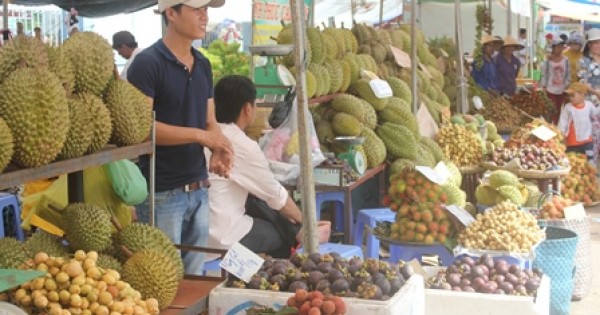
left=389, top=243, right=454, bottom=266
left=353, top=208, right=396, bottom=259
left=0, top=193, right=24, bottom=241
left=297, top=242, right=363, bottom=259
left=202, top=258, right=222, bottom=276
left=315, top=191, right=345, bottom=233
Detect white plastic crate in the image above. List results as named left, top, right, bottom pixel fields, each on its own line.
left=209, top=274, right=425, bottom=315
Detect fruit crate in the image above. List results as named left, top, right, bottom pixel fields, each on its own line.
left=208, top=274, right=424, bottom=315
left=453, top=244, right=541, bottom=270
left=424, top=267, right=550, bottom=315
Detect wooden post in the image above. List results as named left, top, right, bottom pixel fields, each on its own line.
left=3, top=0, right=8, bottom=30
left=411, top=0, right=418, bottom=114
left=379, top=0, right=384, bottom=27
left=289, top=0, right=318, bottom=254
left=455, top=0, right=467, bottom=114
left=529, top=0, right=535, bottom=79
left=507, top=0, right=512, bottom=36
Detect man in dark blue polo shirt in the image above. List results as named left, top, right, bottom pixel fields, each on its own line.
left=127, top=0, right=232, bottom=275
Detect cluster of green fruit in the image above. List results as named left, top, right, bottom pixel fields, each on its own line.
left=475, top=170, right=540, bottom=207
left=3, top=251, right=160, bottom=315
left=449, top=113, right=504, bottom=154
left=226, top=253, right=414, bottom=301
left=0, top=203, right=183, bottom=310
left=383, top=169, right=459, bottom=244
left=0, top=32, right=153, bottom=174
left=199, top=39, right=250, bottom=85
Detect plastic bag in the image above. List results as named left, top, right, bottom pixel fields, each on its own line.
left=260, top=97, right=325, bottom=183
left=103, top=159, right=148, bottom=206
left=21, top=167, right=132, bottom=236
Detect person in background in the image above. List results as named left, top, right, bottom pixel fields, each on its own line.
left=207, top=75, right=302, bottom=259
left=112, top=31, right=142, bottom=81
left=471, top=34, right=502, bottom=92
left=541, top=39, right=570, bottom=124
left=127, top=0, right=233, bottom=275
left=578, top=28, right=600, bottom=162
left=544, top=33, right=554, bottom=55
left=560, top=33, right=569, bottom=44
left=558, top=83, right=600, bottom=161
left=564, top=33, right=584, bottom=84
left=516, top=28, right=528, bottom=77
left=492, top=35, right=503, bottom=57
left=15, top=22, right=25, bottom=37
left=33, top=27, right=43, bottom=42
left=495, top=35, right=523, bottom=96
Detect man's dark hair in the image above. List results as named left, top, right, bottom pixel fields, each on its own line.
left=519, top=28, right=526, bottom=35
left=162, top=4, right=183, bottom=26
left=214, top=75, right=257, bottom=124
left=124, top=42, right=138, bottom=49
left=560, top=33, right=568, bottom=43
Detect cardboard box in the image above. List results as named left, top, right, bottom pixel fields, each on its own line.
left=209, top=274, right=425, bottom=315
left=424, top=267, right=550, bottom=315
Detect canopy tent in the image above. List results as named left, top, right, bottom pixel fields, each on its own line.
left=11, top=0, right=157, bottom=17
left=538, top=0, right=600, bottom=23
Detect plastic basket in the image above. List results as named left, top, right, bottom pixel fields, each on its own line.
left=533, top=226, right=578, bottom=315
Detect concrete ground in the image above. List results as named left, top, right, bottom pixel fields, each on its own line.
left=570, top=205, right=600, bottom=315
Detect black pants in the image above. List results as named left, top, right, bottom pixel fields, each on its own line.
left=566, top=142, right=594, bottom=161
left=240, top=195, right=301, bottom=258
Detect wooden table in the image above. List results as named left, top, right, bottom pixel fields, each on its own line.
left=160, top=279, right=221, bottom=315
left=286, top=163, right=387, bottom=244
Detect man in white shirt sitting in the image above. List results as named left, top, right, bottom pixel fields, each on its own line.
left=207, top=75, right=303, bottom=258
left=112, top=31, right=141, bottom=81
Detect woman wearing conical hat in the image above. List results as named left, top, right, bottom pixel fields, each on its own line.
left=471, top=34, right=502, bottom=92
left=494, top=35, right=523, bottom=96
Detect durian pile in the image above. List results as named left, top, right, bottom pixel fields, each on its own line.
left=0, top=32, right=152, bottom=174
left=436, top=123, right=484, bottom=167
left=475, top=170, right=540, bottom=207
left=448, top=113, right=505, bottom=155
left=0, top=202, right=183, bottom=311
left=457, top=201, right=544, bottom=252
left=562, top=152, right=600, bottom=205
left=477, top=96, right=522, bottom=132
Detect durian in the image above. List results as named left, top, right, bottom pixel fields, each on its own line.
left=58, top=97, right=94, bottom=159
left=0, top=36, right=48, bottom=83
left=0, top=117, right=13, bottom=172
left=62, top=203, right=113, bottom=252
left=23, top=230, right=69, bottom=258
left=46, top=44, right=75, bottom=95
left=104, top=79, right=153, bottom=146
left=0, top=237, right=28, bottom=269
left=489, top=170, right=519, bottom=189
left=78, top=92, right=112, bottom=153
left=97, top=254, right=123, bottom=273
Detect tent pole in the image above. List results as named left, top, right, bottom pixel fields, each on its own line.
left=289, top=0, right=318, bottom=255
left=529, top=0, right=535, bottom=79
left=411, top=0, right=418, bottom=114
left=3, top=0, right=8, bottom=31
left=379, top=0, right=384, bottom=27
left=455, top=0, right=467, bottom=114
left=507, top=0, right=512, bottom=36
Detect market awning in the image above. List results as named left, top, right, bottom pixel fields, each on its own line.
left=11, top=0, right=157, bottom=17
left=538, top=0, right=600, bottom=23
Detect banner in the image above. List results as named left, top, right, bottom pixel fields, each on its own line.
left=252, top=0, right=312, bottom=45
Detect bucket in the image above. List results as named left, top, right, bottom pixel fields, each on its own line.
left=533, top=226, right=578, bottom=315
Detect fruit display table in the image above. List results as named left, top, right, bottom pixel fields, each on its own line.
left=161, top=279, right=221, bottom=315
left=459, top=166, right=485, bottom=205
left=515, top=167, right=570, bottom=194
left=285, top=163, right=386, bottom=243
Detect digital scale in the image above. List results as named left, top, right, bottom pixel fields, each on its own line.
left=330, top=136, right=366, bottom=175
left=249, top=45, right=295, bottom=101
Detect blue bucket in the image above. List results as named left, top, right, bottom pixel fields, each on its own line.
left=533, top=226, right=578, bottom=315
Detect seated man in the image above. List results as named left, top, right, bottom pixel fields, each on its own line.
left=207, top=75, right=302, bottom=258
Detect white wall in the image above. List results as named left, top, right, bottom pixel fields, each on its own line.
left=419, top=2, right=528, bottom=54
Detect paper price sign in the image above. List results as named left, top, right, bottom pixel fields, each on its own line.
left=391, top=46, right=411, bottom=68
left=369, top=79, right=393, bottom=98
left=445, top=205, right=476, bottom=227
left=220, top=242, right=265, bottom=283
left=531, top=125, right=557, bottom=142
left=416, top=162, right=451, bottom=185
left=564, top=203, right=586, bottom=220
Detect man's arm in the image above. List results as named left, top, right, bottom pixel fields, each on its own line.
left=279, top=196, right=302, bottom=224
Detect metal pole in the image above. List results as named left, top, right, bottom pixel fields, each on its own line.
left=507, top=0, right=512, bottom=36
left=3, top=0, right=8, bottom=30
left=455, top=0, right=467, bottom=114
left=290, top=0, right=318, bottom=254
left=488, top=0, right=492, bottom=22
left=379, top=0, right=384, bottom=27
left=149, top=113, right=156, bottom=227
left=517, top=13, right=521, bottom=33
left=529, top=0, right=535, bottom=79
left=411, top=0, right=418, bottom=113
left=351, top=0, right=356, bottom=23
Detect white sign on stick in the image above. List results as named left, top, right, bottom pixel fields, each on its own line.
left=220, top=242, right=264, bottom=283
left=531, top=125, right=557, bottom=142
left=445, top=205, right=476, bottom=227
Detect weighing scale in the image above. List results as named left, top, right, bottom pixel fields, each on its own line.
left=249, top=45, right=295, bottom=101
left=330, top=136, right=366, bottom=175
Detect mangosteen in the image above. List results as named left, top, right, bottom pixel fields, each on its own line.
left=289, top=253, right=307, bottom=267
left=347, top=263, right=360, bottom=276
left=440, top=282, right=452, bottom=290
left=483, top=257, right=495, bottom=270
left=400, top=264, right=415, bottom=280
left=345, top=291, right=359, bottom=298
left=452, top=286, right=462, bottom=291
left=459, top=278, right=471, bottom=288
left=447, top=273, right=462, bottom=287
left=357, top=283, right=383, bottom=300
left=316, top=279, right=331, bottom=292
left=524, top=269, right=534, bottom=278
left=462, top=286, right=476, bottom=293
left=461, top=256, right=476, bottom=267
left=287, top=280, right=308, bottom=292
left=301, top=259, right=317, bottom=272
left=348, top=257, right=362, bottom=266
left=459, top=263, right=471, bottom=275
left=479, top=254, right=492, bottom=264
left=309, top=252, right=322, bottom=264
left=479, top=265, right=490, bottom=276
left=364, top=258, right=380, bottom=274
left=532, top=267, right=543, bottom=277
left=248, top=274, right=265, bottom=290
left=482, top=281, right=498, bottom=294
left=271, top=262, right=287, bottom=275
left=495, top=262, right=509, bottom=275
left=378, top=261, right=392, bottom=274
left=321, top=253, right=335, bottom=263
left=525, top=278, right=540, bottom=292
left=286, top=269, right=303, bottom=284
left=470, top=265, right=485, bottom=279
left=447, top=265, right=459, bottom=274
left=270, top=274, right=287, bottom=290
left=371, top=272, right=385, bottom=283
left=505, top=273, right=519, bottom=286
left=494, top=275, right=505, bottom=284
left=327, top=269, right=345, bottom=282
left=352, top=269, right=372, bottom=290
left=515, top=284, right=527, bottom=295
left=331, top=278, right=350, bottom=294
left=317, top=261, right=333, bottom=274
left=333, top=260, right=349, bottom=271
left=389, top=276, right=405, bottom=294
left=330, top=252, right=343, bottom=262
left=258, top=270, right=269, bottom=278
left=308, top=271, right=325, bottom=287
left=260, top=258, right=273, bottom=271
left=471, top=277, right=486, bottom=290
left=499, top=281, right=514, bottom=294
left=509, top=264, right=521, bottom=274
left=375, top=277, right=392, bottom=295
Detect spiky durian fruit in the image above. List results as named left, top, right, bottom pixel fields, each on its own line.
left=0, top=117, right=13, bottom=172
left=122, top=250, right=180, bottom=309
left=46, top=44, right=75, bottom=95
left=0, top=67, right=68, bottom=167
left=24, top=230, right=69, bottom=258
left=103, top=79, right=153, bottom=146
left=62, top=203, right=112, bottom=252
left=97, top=254, right=123, bottom=273
left=0, top=237, right=28, bottom=269
left=58, top=97, right=94, bottom=159
left=76, top=92, right=112, bottom=153
left=114, top=222, right=184, bottom=280
left=0, top=36, right=48, bottom=83
left=62, top=31, right=115, bottom=96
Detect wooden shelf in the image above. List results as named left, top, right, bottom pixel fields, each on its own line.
left=161, top=279, right=221, bottom=315
left=0, top=142, right=153, bottom=190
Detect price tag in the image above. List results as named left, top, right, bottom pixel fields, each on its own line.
left=564, top=203, right=586, bottom=219
left=531, top=125, right=557, bottom=142
left=219, top=242, right=265, bottom=283
left=419, top=63, right=432, bottom=79
left=415, top=162, right=451, bottom=185
left=445, top=205, right=476, bottom=227
left=369, top=79, right=393, bottom=98
left=473, top=96, right=484, bottom=110
left=391, top=46, right=411, bottom=68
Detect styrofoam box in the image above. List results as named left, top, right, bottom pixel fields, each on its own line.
left=423, top=267, right=550, bottom=315
left=209, top=274, right=424, bottom=315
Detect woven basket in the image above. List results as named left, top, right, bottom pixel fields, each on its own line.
left=533, top=226, right=578, bottom=315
